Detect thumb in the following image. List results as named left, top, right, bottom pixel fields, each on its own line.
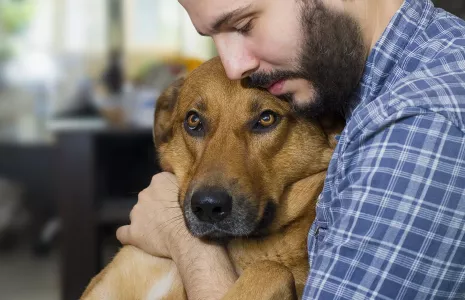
left=116, top=225, right=131, bottom=245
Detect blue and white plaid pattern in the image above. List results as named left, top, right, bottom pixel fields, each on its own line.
left=303, top=0, right=465, bottom=299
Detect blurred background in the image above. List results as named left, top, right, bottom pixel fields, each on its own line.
left=0, top=0, right=213, bottom=299
left=0, top=1, right=463, bottom=300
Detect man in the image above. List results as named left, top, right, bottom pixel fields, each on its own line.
left=117, top=0, right=465, bottom=299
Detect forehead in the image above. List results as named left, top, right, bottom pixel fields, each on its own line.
left=178, top=77, right=290, bottom=118
left=179, top=0, right=254, bottom=30
left=179, top=0, right=252, bottom=13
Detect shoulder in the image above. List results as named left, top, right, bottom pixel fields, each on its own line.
left=341, top=8, right=465, bottom=159
left=350, top=54, right=465, bottom=141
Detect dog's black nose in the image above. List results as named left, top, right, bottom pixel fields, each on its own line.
left=191, top=188, right=233, bottom=223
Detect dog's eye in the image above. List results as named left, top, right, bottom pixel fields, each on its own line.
left=187, top=113, right=201, bottom=129
left=184, top=111, right=204, bottom=136
left=253, top=110, right=280, bottom=133
left=259, top=112, right=276, bottom=127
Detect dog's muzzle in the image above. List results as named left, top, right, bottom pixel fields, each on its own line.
left=183, top=186, right=259, bottom=239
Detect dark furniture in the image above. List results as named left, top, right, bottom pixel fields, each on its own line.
left=55, top=127, right=161, bottom=300
left=0, top=142, right=56, bottom=252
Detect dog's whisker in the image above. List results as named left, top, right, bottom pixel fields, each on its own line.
left=153, top=216, right=185, bottom=233
left=168, top=221, right=189, bottom=240
left=165, top=188, right=180, bottom=194
left=162, top=174, right=180, bottom=189
left=173, top=223, right=187, bottom=238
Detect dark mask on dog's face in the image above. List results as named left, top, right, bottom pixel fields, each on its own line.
left=154, top=58, right=335, bottom=240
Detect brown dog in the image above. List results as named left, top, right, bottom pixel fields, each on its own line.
left=81, top=57, right=340, bottom=300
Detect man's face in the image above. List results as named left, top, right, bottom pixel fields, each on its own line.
left=180, top=0, right=366, bottom=118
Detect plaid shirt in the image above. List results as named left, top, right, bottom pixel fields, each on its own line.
left=303, top=0, right=465, bottom=299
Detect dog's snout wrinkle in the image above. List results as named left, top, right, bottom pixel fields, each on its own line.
left=191, top=187, right=233, bottom=224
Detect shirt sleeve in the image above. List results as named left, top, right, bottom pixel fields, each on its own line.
left=304, top=111, right=465, bottom=299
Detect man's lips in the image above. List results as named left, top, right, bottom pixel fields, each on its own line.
left=266, top=79, right=285, bottom=95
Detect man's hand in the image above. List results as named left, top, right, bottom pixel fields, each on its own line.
left=116, top=172, right=191, bottom=258
left=116, top=172, right=238, bottom=299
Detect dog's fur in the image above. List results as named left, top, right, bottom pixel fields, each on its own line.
left=81, top=57, right=341, bottom=300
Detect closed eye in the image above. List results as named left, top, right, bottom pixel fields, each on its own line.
left=235, top=18, right=255, bottom=35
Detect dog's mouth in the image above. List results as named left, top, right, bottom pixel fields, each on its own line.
left=182, top=189, right=276, bottom=240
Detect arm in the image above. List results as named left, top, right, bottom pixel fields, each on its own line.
left=304, top=112, right=465, bottom=299
left=171, top=237, right=238, bottom=300
left=117, top=172, right=237, bottom=300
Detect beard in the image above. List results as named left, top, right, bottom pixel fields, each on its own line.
left=246, top=0, right=366, bottom=119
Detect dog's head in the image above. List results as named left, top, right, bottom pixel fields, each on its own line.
left=154, top=57, right=337, bottom=240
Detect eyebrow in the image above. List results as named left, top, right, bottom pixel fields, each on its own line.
left=194, top=100, right=207, bottom=112
left=249, top=98, right=262, bottom=115
left=197, top=4, right=253, bottom=36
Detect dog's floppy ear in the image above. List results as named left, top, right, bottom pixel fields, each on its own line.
left=153, top=76, right=185, bottom=147
left=318, top=115, right=345, bottom=149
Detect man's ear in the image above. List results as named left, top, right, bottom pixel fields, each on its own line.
left=153, top=76, right=185, bottom=148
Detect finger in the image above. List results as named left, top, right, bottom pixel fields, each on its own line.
left=116, top=225, right=131, bottom=245
left=151, top=172, right=177, bottom=188
left=161, top=172, right=178, bottom=187
left=129, top=206, right=135, bottom=222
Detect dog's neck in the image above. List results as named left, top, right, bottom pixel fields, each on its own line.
left=269, top=170, right=327, bottom=233
left=227, top=170, right=327, bottom=282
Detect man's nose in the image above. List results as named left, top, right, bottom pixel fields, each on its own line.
left=214, top=34, right=259, bottom=80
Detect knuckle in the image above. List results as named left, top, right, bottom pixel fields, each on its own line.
left=133, top=203, right=141, bottom=213
left=138, top=191, right=150, bottom=203
left=129, top=225, right=142, bottom=239
left=150, top=174, right=162, bottom=185
left=116, top=227, right=124, bottom=240
left=129, top=204, right=140, bottom=219
left=138, top=190, right=147, bottom=199
left=151, top=172, right=175, bottom=186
